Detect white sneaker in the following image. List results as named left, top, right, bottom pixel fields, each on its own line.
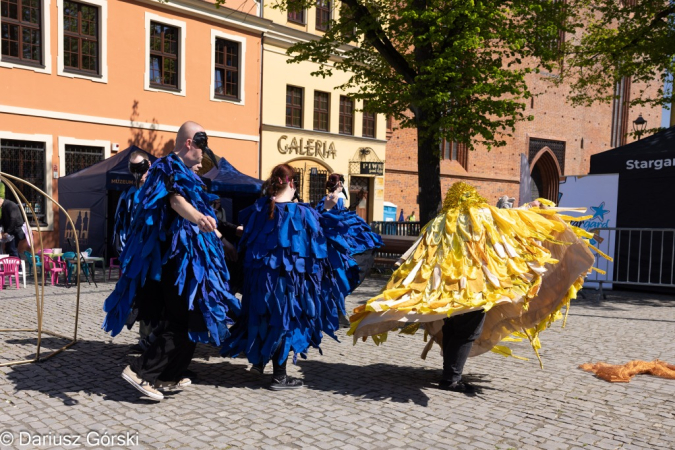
left=154, top=378, right=192, bottom=389
left=121, top=366, right=164, bottom=400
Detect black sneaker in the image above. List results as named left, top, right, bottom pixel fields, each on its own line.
left=269, top=375, right=304, bottom=391
left=128, top=344, right=144, bottom=355
left=438, top=380, right=476, bottom=393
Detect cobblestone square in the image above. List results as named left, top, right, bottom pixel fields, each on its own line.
left=1, top=276, right=674, bottom=449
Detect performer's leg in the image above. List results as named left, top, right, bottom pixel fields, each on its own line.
left=130, top=274, right=195, bottom=385
left=269, top=345, right=303, bottom=391
left=441, top=310, right=486, bottom=388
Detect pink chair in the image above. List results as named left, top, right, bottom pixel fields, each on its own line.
left=43, top=255, right=69, bottom=287
left=0, top=257, right=22, bottom=290
left=108, top=257, right=121, bottom=280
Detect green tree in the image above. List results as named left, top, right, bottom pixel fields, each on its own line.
left=561, top=1, right=674, bottom=113
left=218, top=0, right=576, bottom=222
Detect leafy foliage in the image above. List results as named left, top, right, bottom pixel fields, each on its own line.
left=560, top=1, right=675, bottom=109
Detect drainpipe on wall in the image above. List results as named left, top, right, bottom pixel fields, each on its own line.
left=257, top=0, right=265, bottom=180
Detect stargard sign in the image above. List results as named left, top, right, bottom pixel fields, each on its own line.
left=277, top=135, right=337, bottom=160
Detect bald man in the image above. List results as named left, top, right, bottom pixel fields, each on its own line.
left=104, top=121, right=240, bottom=401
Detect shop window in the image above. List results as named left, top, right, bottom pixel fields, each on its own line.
left=1, top=0, right=42, bottom=65
left=215, top=37, right=239, bottom=100
left=313, top=91, right=330, bottom=131
left=308, top=169, right=328, bottom=205
left=65, top=144, right=104, bottom=175
left=339, top=95, right=354, bottom=135
left=286, top=85, right=303, bottom=128
left=0, top=139, right=47, bottom=225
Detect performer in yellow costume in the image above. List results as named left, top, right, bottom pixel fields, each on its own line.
left=349, top=182, right=608, bottom=391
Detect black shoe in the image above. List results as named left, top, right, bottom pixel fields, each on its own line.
left=438, top=380, right=476, bottom=393
left=250, top=363, right=264, bottom=376
left=269, top=375, right=304, bottom=391
left=128, top=344, right=144, bottom=355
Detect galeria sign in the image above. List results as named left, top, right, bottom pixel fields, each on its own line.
left=277, top=135, right=337, bottom=160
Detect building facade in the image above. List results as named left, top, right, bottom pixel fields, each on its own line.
left=0, top=0, right=266, bottom=247
left=386, top=72, right=663, bottom=218
left=260, top=2, right=387, bottom=221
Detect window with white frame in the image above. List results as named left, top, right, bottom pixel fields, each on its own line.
left=210, top=30, right=245, bottom=104
left=0, top=137, right=49, bottom=226
left=57, top=0, right=107, bottom=81
left=144, top=13, right=186, bottom=95
left=0, top=0, right=51, bottom=73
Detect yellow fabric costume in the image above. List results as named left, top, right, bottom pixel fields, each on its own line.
left=349, top=182, right=606, bottom=366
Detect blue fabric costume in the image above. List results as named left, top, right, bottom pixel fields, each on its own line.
left=220, top=198, right=357, bottom=366
left=103, top=153, right=240, bottom=346
left=113, top=185, right=139, bottom=254
left=315, top=195, right=383, bottom=257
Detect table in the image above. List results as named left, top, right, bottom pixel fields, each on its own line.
left=64, top=256, right=106, bottom=285
left=0, top=254, right=27, bottom=288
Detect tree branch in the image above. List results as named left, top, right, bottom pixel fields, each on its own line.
left=341, top=0, right=417, bottom=84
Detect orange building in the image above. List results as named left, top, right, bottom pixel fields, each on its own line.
left=0, top=0, right=267, bottom=248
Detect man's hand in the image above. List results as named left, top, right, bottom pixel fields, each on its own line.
left=1, top=233, right=8, bottom=240
left=197, top=215, right=217, bottom=233
left=236, top=225, right=243, bottom=237
left=221, top=238, right=238, bottom=261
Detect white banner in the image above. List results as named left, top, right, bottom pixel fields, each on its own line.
left=558, top=174, right=619, bottom=289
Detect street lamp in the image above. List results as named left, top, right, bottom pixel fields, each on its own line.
left=632, top=114, right=647, bottom=140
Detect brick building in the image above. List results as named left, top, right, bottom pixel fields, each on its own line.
left=385, top=72, right=663, bottom=218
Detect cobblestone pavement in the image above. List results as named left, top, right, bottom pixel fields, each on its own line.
left=1, top=275, right=674, bottom=450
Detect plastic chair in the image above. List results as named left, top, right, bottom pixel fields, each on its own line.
left=62, top=251, right=76, bottom=283
left=23, top=251, right=42, bottom=276
left=108, top=257, right=121, bottom=280
left=43, top=255, right=69, bottom=287
left=0, top=256, right=22, bottom=289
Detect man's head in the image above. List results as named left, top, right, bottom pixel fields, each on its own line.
left=128, top=151, right=151, bottom=187
left=175, top=121, right=206, bottom=168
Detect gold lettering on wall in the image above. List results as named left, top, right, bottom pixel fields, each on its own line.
left=277, top=135, right=337, bottom=160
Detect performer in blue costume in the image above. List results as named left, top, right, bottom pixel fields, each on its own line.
left=103, top=121, right=240, bottom=401
left=316, top=173, right=383, bottom=284
left=111, top=150, right=159, bottom=354
left=220, top=164, right=355, bottom=390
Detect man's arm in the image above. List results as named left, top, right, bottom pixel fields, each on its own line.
left=169, top=194, right=217, bottom=232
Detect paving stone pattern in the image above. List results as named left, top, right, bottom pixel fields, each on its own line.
left=1, top=276, right=674, bottom=449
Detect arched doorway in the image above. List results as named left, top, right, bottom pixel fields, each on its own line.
left=529, top=148, right=562, bottom=203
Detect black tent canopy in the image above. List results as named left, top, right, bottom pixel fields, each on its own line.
left=590, top=126, right=675, bottom=289
left=59, top=146, right=262, bottom=259
left=58, top=146, right=157, bottom=258
left=590, top=126, right=675, bottom=228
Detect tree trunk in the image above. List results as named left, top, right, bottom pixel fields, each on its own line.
left=415, top=107, right=442, bottom=225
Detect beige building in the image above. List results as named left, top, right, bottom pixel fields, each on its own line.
left=260, top=2, right=387, bottom=221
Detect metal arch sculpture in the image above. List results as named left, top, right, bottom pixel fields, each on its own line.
left=0, top=172, right=81, bottom=367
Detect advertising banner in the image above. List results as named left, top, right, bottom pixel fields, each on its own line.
left=558, top=174, right=619, bottom=289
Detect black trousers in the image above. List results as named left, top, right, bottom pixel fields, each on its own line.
left=131, top=275, right=196, bottom=384
left=442, top=310, right=486, bottom=383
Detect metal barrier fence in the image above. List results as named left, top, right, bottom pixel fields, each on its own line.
left=586, top=227, right=675, bottom=295
left=370, top=221, right=421, bottom=236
